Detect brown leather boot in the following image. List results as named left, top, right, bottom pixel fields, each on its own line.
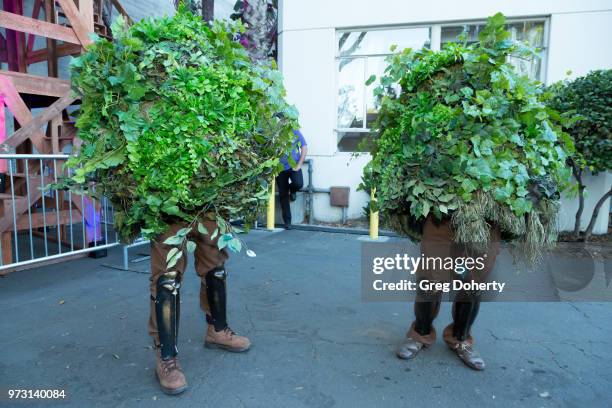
left=155, top=352, right=188, bottom=395
left=205, top=325, right=251, bottom=353
left=451, top=341, right=485, bottom=371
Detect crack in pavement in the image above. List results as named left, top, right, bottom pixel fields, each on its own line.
left=567, top=302, right=607, bottom=332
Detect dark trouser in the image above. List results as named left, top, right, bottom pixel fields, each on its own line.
left=148, top=220, right=228, bottom=350
left=408, top=217, right=500, bottom=348
left=276, top=168, right=303, bottom=225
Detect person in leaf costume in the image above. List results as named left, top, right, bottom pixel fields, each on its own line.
left=362, top=13, right=574, bottom=370
left=63, top=8, right=298, bottom=394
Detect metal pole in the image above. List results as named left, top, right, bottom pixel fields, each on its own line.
left=40, top=159, right=48, bottom=256
left=307, top=159, right=314, bottom=224
left=53, top=160, right=61, bottom=253
left=267, top=177, right=275, bottom=230
left=123, top=244, right=128, bottom=271
left=369, top=187, right=379, bottom=240
left=24, top=159, right=34, bottom=259
left=81, top=187, right=86, bottom=248
left=68, top=188, right=74, bottom=251
left=9, top=161, right=19, bottom=262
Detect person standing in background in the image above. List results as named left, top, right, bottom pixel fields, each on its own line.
left=276, top=130, right=307, bottom=229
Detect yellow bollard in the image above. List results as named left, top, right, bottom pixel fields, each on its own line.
left=369, top=187, right=379, bottom=240
left=267, top=177, right=275, bottom=230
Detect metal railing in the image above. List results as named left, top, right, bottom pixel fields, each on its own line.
left=0, top=154, right=120, bottom=272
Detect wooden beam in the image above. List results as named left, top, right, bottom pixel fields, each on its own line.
left=50, top=115, right=60, bottom=153
left=79, top=0, right=94, bottom=32
left=26, top=0, right=44, bottom=54
left=59, top=122, right=77, bottom=141
left=110, top=0, right=133, bottom=24
left=3, top=1, right=21, bottom=71
left=15, top=0, right=27, bottom=73
left=43, top=0, right=58, bottom=77
left=0, top=75, right=30, bottom=124
left=0, top=10, right=80, bottom=44
left=2, top=91, right=76, bottom=149
left=0, top=75, right=48, bottom=152
left=26, top=43, right=80, bottom=65
left=56, top=0, right=93, bottom=48
left=0, top=71, right=71, bottom=97
left=1, top=232, right=12, bottom=265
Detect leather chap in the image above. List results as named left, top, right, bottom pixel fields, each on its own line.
left=155, top=271, right=181, bottom=359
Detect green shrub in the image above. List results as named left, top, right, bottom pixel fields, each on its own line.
left=362, top=13, right=575, bottom=260
left=548, top=70, right=611, bottom=239
left=549, top=70, right=611, bottom=174
left=62, top=7, right=298, bottom=253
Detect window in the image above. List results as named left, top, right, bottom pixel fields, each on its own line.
left=336, top=27, right=431, bottom=152
left=440, top=19, right=547, bottom=81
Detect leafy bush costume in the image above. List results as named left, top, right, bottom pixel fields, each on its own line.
left=59, top=8, right=298, bottom=387
left=363, top=13, right=574, bottom=261
left=64, top=8, right=297, bottom=248
left=369, top=14, right=577, bottom=364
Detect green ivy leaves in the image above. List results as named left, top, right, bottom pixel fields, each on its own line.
left=362, top=12, right=574, bottom=242
left=62, top=6, right=299, bottom=247
left=160, top=219, right=252, bottom=270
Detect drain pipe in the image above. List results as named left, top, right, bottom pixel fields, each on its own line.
left=299, top=158, right=330, bottom=224
left=304, top=158, right=314, bottom=223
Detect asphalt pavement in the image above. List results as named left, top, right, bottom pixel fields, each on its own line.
left=1, top=229, right=610, bottom=408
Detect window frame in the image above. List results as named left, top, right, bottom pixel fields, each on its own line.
left=437, top=16, right=550, bottom=82
left=334, top=25, right=432, bottom=136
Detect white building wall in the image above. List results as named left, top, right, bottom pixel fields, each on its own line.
left=279, top=0, right=612, bottom=232
left=546, top=10, right=612, bottom=81
left=121, top=0, right=175, bottom=21
left=558, top=171, right=612, bottom=233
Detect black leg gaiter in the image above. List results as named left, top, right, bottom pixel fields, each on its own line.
left=205, top=266, right=228, bottom=332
